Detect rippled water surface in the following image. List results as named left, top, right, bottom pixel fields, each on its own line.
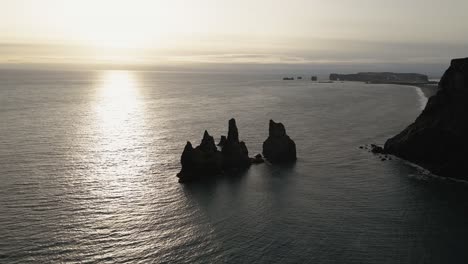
left=1, top=70, right=468, bottom=263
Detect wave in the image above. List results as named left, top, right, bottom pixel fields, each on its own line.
left=412, top=86, right=428, bottom=110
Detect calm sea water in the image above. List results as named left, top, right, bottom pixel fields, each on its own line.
left=1, top=69, right=468, bottom=263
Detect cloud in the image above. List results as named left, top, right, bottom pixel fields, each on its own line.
left=0, top=38, right=465, bottom=76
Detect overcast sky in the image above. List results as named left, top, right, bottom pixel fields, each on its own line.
left=1, top=0, right=467, bottom=74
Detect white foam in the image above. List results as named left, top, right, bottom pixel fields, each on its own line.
left=400, top=157, right=468, bottom=184
left=412, top=86, right=428, bottom=110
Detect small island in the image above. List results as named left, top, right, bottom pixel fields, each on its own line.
left=177, top=119, right=297, bottom=183
left=263, top=120, right=297, bottom=163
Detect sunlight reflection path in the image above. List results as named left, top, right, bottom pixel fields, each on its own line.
left=90, top=70, right=150, bottom=193
left=95, top=71, right=140, bottom=131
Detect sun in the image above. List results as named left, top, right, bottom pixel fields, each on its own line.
left=95, top=71, right=140, bottom=129
left=98, top=71, right=138, bottom=103
left=62, top=1, right=165, bottom=49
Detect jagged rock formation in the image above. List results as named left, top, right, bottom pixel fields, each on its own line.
left=177, top=131, right=223, bottom=183
left=329, top=72, right=429, bottom=84
left=370, top=144, right=385, bottom=154
left=263, top=120, right=297, bottom=163
left=177, top=118, right=298, bottom=182
left=217, top=135, right=227, bottom=147
left=221, top=119, right=251, bottom=170
left=384, top=58, right=468, bottom=179
left=177, top=119, right=256, bottom=182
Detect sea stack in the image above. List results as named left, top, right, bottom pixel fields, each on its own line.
left=177, top=131, right=223, bottom=183
left=263, top=120, right=297, bottom=163
left=221, top=118, right=251, bottom=170
left=384, top=57, right=468, bottom=179
left=217, top=135, right=227, bottom=147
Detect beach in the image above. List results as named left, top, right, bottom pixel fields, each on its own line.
left=415, top=83, right=439, bottom=98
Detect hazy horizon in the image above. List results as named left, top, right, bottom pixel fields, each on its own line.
left=3, top=2, right=468, bottom=262
left=1, top=0, right=468, bottom=76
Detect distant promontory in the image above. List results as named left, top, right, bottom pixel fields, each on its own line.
left=329, top=72, right=429, bottom=84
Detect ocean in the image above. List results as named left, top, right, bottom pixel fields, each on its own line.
left=1, top=69, right=468, bottom=263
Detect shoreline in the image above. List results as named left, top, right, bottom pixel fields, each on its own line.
left=370, top=82, right=439, bottom=99
left=411, top=83, right=439, bottom=99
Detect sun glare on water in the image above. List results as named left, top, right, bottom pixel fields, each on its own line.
left=85, top=71, right=151, bottom=207
left=95, top=71, right=141, bottom=131
left=91, top=70, right=149, bottom=177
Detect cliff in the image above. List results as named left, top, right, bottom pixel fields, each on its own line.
left=384, top=58, right=468, bottom=179
left=329, top=72, right=429, bottom=83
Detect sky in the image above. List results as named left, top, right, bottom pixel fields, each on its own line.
left=1, top=0, right=467, bottom=75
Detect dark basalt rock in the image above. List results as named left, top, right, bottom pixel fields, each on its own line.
left=217, top=135, right=227, bottom=147
left=384, top=57, right=468, bottom=179
left=221, top=119, right=251, bottom=170
left=370, top=144, right=385, bottom=154
left=177, top=118, right=300, bottom=182
left=263, top=120, right=297, bottom=163
left=250, top=154, right=265, bottom=164
left=177, top=131, right=222, bottom=183
left=200, top=130, right=217, bottom=152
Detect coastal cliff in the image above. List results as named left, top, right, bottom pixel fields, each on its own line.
left=330, top=72, right=429, bottom=83
left=384, top=58, right=468, bottom=179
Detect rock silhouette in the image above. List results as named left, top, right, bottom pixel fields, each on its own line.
left=263, top=120, right=297, bottom=163
left=177, top=118, right=298, bottom=182
left=221, top=119, right=251, bottom=170
left=370, top=144, right=385, bottom=154
left=250, top=154, right=265, bottom=164
left=177, top=131, right=222, bottom=183
left=384, top=57, right=468, bottom=179
left=217, top=135, right=227, bottom=147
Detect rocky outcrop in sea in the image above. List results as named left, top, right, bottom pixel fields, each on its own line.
left=221, top=119, right=251, bottom=170
left=263, top=120, right=297, bottom=163
left=384, top=57, right=468, bottom=179
left=177, top=131, right=223, bottom=183
left=217, top=135, right=227, bottom=147
left=177, top=118, right=297, bottom=182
